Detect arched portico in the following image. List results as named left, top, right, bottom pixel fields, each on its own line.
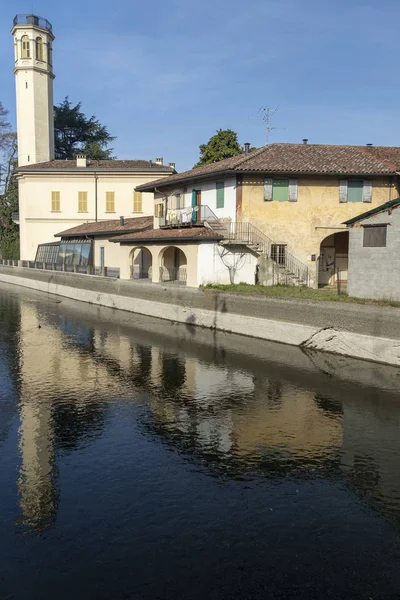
left=130, top=247, right=152, bottom=280
left=318, top=231, right=349, bottom=287
left=159, top=246, right=187, bottom=284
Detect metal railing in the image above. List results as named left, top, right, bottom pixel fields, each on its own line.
left=160, top=265, right=187, bottom=284
left=164, top=205, right=219, bottom=227
left=219, top=221, right=309, bottom=284
left=13, top=14, right=52, bottom=32
left=0, top=259, right=119, bottom=279
left=130, top=265, right=152, bottom=280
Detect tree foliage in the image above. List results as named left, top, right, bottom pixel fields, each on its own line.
left=0, top=102, right=19, bottom=259
left=194, top=129, right=244, bottom=167
left=54, top=97, right=116, bottom=160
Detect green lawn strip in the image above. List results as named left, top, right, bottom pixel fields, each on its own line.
left=201, top=283, right=400, bottom=308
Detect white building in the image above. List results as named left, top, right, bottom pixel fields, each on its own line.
left=11, top=14, right=175, bottom=260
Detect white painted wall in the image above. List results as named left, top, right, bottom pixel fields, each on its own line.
left=17, top=171, right=170, bottom=260
left=197, top=243, right=257, bottom=286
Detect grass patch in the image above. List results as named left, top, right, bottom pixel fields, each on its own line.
left=201, top=283, right=400, bottom=308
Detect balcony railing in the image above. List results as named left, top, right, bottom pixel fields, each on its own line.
left=13, top=14, right=52, bottom=32
left=160, top=265, right=187, bottom=284
left=163, top=205, right=219, bottom=228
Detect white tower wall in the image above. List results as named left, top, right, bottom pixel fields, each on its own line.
left=12, top=16, right=55, bottom=166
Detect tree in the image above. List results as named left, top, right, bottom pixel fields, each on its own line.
left=194, top=129, right=244, bottom=167
left=0, top=102, right=19, bottom=259
left=54, top=97, right=115, bottom=160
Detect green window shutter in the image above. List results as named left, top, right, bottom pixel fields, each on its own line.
left=288, top=179, right=298, bottom=202
left=362, top=180, right=372, bottom=203
left=272, top=179, right=289, bottom=201
left=347, top=180, right=363, bottom=202
left=264, top=178, right=273, bottom=201
left=339, top=180, right=348, bottom=203
left=216, top=181, right=225, bottom=208
left=191, top=189, right=196, bottom=208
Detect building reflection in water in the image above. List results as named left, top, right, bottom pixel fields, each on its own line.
left=14, top=294, right=400, bottom=532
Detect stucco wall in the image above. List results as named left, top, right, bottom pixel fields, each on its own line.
left=240, top=174, right=396, bottom=264
left=17, top=171, right=170, bottom=260
left=197, top=244, right=257, bottom=285
left=348, top=208, right=400, bottom=301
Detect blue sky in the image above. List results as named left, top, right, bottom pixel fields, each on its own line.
left=1, top=0, right=400, bottom=170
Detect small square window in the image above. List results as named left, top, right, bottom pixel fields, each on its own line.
left=347, top=180, right=363, bottom=202
left=272, top=179, right=289, bottom=202
left=363, top=225, right=387, bottom=247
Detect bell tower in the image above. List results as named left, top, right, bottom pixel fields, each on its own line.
left=11, top=15, right=55, bottom=166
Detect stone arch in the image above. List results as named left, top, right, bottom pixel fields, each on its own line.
left=318, top=231, right=349, bottom=287
left=129, top=246, right=153, bottom=280
left=159, top=246, right=187, bottom=284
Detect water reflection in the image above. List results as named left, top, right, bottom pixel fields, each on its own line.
left=4, top=286, right=400, bottom=535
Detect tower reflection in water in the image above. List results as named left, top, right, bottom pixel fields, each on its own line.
left=15, top=297, right=400, bottom=533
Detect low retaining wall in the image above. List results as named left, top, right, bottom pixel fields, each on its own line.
left=1, top=265, right=400, bottom=367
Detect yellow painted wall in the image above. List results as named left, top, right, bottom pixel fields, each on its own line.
left=240, top=175, right=397, bottom=261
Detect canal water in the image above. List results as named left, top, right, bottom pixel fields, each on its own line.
left=1, top=283, right=400, bottom=599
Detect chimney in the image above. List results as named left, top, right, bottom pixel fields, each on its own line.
left=302, top=139, right=308, bottom=145
left=155, top=157, right=163, bottom=165
left=76, top=154, right=87, bottom=167
left=244, top=142, right=250, bottom=154
left=366, top=143, right=373, bottom=147
left=168, top=162, right=176, bottom=170
left=120, top=216, right=125, bottom=226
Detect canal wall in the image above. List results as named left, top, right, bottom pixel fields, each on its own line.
left=1, top=265, right=400, bottom=367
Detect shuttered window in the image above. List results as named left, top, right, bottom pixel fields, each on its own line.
left=133, top=191, right=142, bottom=213
left=21, top=36, right=30, bottom=59
left=347, top=180, right=363, bottom=202
left=105, top=191, right=115, bottom=212
left=363, top=225, right=387, bottom=247
left=272, top=179, right=289, bottom=201
left=51, top=191, right=60, bottom=212
left=78, top=191, right=88, bottom=212
left=216, top=182, right=225, bottom=208
left=264, top=179, right=298, bottom=202
left=36, top=37, right=44, bottom=61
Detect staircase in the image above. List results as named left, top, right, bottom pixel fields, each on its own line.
left=206, top=218, right=310, bottom=286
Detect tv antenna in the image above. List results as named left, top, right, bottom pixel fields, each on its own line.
left=252, top=105, right=282, bottom=145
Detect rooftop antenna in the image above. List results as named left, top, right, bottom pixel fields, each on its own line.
left=252, top=105, right=282, bottom=145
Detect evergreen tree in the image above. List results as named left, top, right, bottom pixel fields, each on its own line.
left=194, top=129, right=244, bottom=167
left=0, top=102, right=19, bottom=259
left=54, top=97, right=116, bottom=159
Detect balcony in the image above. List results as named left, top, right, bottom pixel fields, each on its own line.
left=162, top=205, right=219, bottom=228
left=13, top=14, right=52, bottom=32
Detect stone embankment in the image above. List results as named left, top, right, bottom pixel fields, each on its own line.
left=1, top=265, right=400, bottom=367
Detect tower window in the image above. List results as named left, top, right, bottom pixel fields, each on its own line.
left=48, top=44, right=53, bottom=66
left=36, top=37, right=44, bottom=61
left=21, top=35, right=30, bottom=59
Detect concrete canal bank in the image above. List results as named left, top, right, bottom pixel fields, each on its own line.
left=1, top=265, right=400, bottom=367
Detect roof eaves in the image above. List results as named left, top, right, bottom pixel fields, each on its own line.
left=110, top=234, right=223, bottom=244
left=343, top=198, right=400, bottom=225
left=56, top=226, right=152, bottom=238
left=136, top=169, right=237, bottom=191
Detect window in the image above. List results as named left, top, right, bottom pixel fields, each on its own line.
left=105, top=191, right=115, bottom=212
left=78, top=191, right=88, bottom=212
left=48, top=43, right=52, bottom=66
left=155, top=203, right=164, bottom=218
left=133, top=191, right=142, bottom=213
left=264, top=178, right=298, bottom=202
left=51, top=191, right=60, bottom=212
left=363, top=225, right=387, bottom=247
left=340, top=180, right=372, bottom=203
left=271, top=244, right=287, bottom=265
left=21, top=35, right=30, bottom=59
left=272, top=179, right=289, bottom=201
left=216, top=181, right=225, bottom=208
left=36, top=37, right=44, bottom=61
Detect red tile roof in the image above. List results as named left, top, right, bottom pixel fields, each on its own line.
left=136, top=143, right=400, bottom=191
left=16, top=159, right=175, bottom=173
left=110, top=226, right=223, bottom=243
left=56, top=216, right=153, bottom=237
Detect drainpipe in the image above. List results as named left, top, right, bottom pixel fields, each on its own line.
left=94, top=172, right=98, bottom=222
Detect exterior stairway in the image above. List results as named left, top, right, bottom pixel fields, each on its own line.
left=205, top=218, right=310, bottom=286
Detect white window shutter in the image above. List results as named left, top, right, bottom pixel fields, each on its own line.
left=264, top=178, right=273, bottom=201
left=339, top=180, right=348, bottom=203
left=288, top=179, right=298, bottom=202
left=363, top=180, right=372, bottom=203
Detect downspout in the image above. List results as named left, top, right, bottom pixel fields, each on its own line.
left=94, top=172, right=98, bottom=222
